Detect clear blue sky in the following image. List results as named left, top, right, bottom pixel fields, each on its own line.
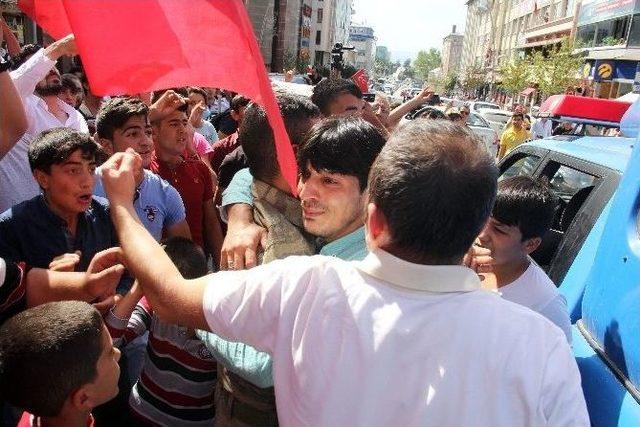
left=351, top=0, right=467, bottom=62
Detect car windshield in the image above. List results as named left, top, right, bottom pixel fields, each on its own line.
left=483, top=112, right=511, bottom=124
left=467, top=113, right=489, bottom=128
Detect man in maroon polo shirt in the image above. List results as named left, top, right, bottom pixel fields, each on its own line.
left=149, top=102, right=223, bottom=266
left=209, top=94, right=250, bottom=174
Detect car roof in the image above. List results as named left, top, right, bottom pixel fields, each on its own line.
left=526, top=136, right=633, bottom=172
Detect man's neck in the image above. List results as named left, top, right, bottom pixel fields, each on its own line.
left=325, top=221, right=363, bottom=243
left=84, top=94, right=101, bottom=113
left=44, top=195, right=79, bottom=236
left=156, top=149, right=183, bottom=169
left=41, top=95, right=67, bottom=122
left=38, top=410, right=91, bottom=427
left=492, top=257, right=531, bottom=288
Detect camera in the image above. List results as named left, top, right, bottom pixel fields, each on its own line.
left=363, top=93, right=376, bottom=102
left=330, top=43, right=355, bottom=73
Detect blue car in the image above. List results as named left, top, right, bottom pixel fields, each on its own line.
left=500, top=132, right=640, bottom=426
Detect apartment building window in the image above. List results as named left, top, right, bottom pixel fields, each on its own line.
left=317, top=8, right=323, bottom=23
left=577, top=15, right=631, bottom=47
left=316, top=30, right=322, bottom=45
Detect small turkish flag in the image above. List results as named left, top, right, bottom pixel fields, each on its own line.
left=19, top=0, right=299, bottom=194
left=351, top=69, right=369, bottom=93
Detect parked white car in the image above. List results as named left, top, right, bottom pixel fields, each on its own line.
left=468, top=101, right=500, bottom=113
left=476, top=108, right=513, bottom=134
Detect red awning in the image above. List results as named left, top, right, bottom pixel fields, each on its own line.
left=539, top=95, right=631, bottom=124
left=521, top=87, right=536, bottom=96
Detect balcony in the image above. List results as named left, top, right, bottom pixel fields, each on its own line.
left=519, top=15, right=574, bottom=49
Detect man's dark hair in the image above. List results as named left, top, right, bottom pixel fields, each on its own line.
left=187, top=86, right=208, bottom=100
left=298, top=117, right=385, bottom=192
left=368, top=120, right=498, bottom=264
left=241, top=92, right=320, bottom=183
left=96, top=97, right=149, bottom=140
left=311, top=78, right=362, bottom=116
left=230, top=95, right=250, bottom=112
left=60, top=74, right=83, bottom=94
left=0, top=301, right=104, bottom=417
left=10, top=44, right=42, bottom=70
left=164, top=236, right=208, bottom=279
left=28, top=127, right=99, bottom=173
left=512, top=113, right=524, bottom=120
left=493, top=176, right=558, bottom=240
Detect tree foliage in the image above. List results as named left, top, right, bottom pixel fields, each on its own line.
left=413, top=48, right=442, bottom=81
left=499, top=57, right=531, bottom=95
left=528, top=38, right=583, bottom=96
left=460, top=64, right=485, bottom=93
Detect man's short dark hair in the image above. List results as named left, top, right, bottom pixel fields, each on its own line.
left=311, top=78, right=362, bottom=115
left=231, top=95, right=250, bottom=112
left=60, top=74, right=83, bottom=94
left=0, top=301, right=104, bottom=417
left=164, top=236, right=208, bottom=279
left=298, top=117, right=385, bottom=192
left=10, top=44, right=41, bottom=70
left=28, top=128, right=99, bottom=173
left=493, top=176, right=558, bottom=240
left=512, top=113, right=524, bottom=120
left=96, top=97, right=149, bottom=140
left=241, top=92, right=320, bottom=183
left=368, top=120, right=498, bottom=264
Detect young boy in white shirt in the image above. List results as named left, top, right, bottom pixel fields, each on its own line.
left=471, top=175, right=572, bottom=343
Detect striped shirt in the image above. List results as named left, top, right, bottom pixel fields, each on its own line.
left=106, top=297, right=217, bottom=426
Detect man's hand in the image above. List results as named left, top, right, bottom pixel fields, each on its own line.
left=463, top=244, right=494, bottom=274
left=410, top=87, right=435, bottom=106
left=85, top=247, right=126, bottom=299
left=101, top=149, right=141, bottom=207
left=185, top=123, right=197, bottom=157
left=189, top=100, right=206, bottom=127
left=44, top=34, right=77, bottom=61
left=149, top=90, right=186, bottom=122
left=49, top=251, right=81, bottom=272
left=220, top=219, right=267, bottom=270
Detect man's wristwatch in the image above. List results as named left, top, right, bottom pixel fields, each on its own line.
left=0, top=58, right=11, bottom=73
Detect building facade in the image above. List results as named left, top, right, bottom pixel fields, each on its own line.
left=307, top=0, right=352, bottom=67
left=576, top=0, right=640, bottom=98
left=348, top=25, right=376, bottom=73
left=1, top=0, right=43, bottom=47
left=441, top=25, right=464, bottom=76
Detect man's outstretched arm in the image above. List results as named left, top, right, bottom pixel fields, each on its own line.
left=101, top=150, right=209, bottom=330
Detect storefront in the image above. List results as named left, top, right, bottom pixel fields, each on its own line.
left=583, top=55, right=640, bottom=98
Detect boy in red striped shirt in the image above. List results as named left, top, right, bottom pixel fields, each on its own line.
left=106, top=237, right=216, bottom=426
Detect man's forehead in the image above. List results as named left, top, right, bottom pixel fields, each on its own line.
left=118, top=114, right=150, bottom=130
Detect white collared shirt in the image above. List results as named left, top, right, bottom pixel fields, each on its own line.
left=203, top=250, right=588, bottom=427
left=532, top=119, right=553, bottom=139
left=0, top=49, right=88, bottom=213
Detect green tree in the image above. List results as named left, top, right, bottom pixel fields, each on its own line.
left=460, top=64, right=485, bottom=93
left=529, top=38, right=583, bottom=97
left=499, top=57, right=531, bottom=95
left=413, top=48, right=442, bottom=81
left=444, top=73, right=458, bottom=92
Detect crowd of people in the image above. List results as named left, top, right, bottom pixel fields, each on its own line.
left=0, top=26, right=590, bottom=427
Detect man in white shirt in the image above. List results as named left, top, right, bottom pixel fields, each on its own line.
left=100, top=120, right=589, bottom=427
left=0, top=35, right=87, bottom=213
left=470, top=175, right=573, bottom=343
left=532, top=116, right=553, bottom=139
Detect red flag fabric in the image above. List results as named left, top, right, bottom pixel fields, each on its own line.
left=19, top=0, right=299, bottom=194
left=351, top=69, right=369, bottom=93
left=18, top=0, right=71, bottom=40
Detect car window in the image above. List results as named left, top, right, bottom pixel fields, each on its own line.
left=500, top=155, right=541, bottom=180
left=548, top=165, right=597, bottom=203
left=466, top=113, right=489, bottom=127
left=483, top=112, right=511, bottom=124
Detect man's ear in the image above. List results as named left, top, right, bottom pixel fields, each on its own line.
left=522, top=236, right=542, bottom=255
left=33, top=169, right=50, bottom=191
left=365, top=202, right=392, bottom=250
left=98, top=138, right=115, bottom=156
left=69, top=385, right=93, bottom=412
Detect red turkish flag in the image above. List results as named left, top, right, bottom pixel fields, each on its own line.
left=19, top=0, right=299, bottom=194
left=18, top=0, right=71, bottom=40
left=351, top=69, right=369, bottom=93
